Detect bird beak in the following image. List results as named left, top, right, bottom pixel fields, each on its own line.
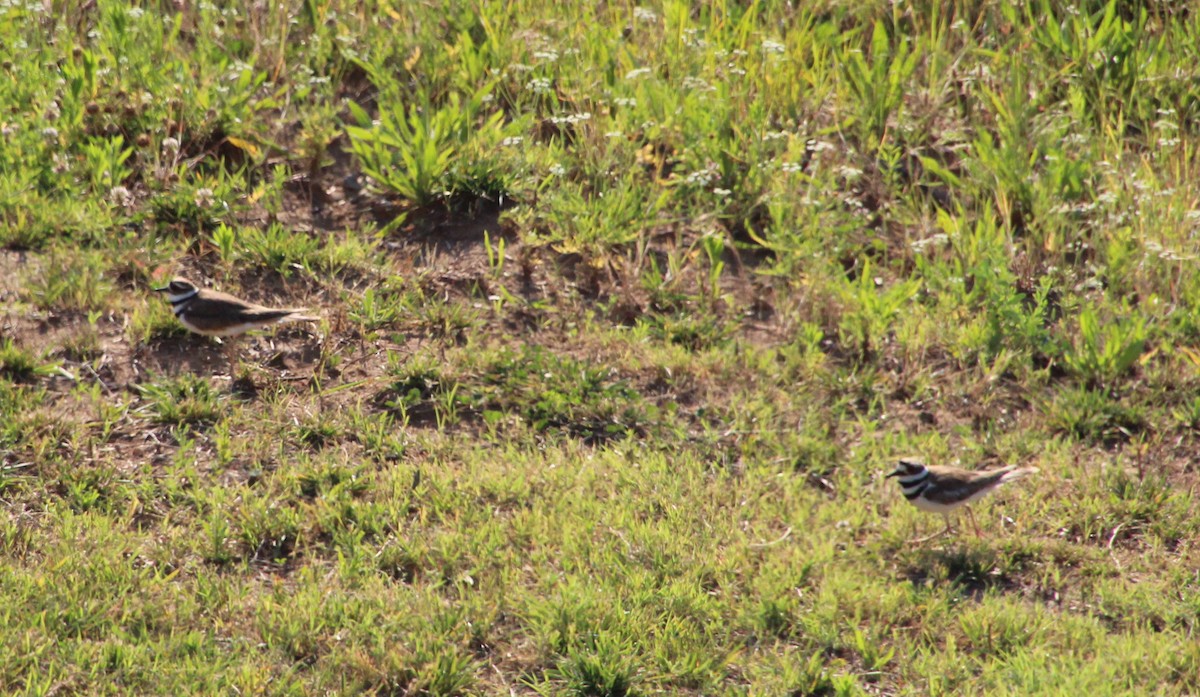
left=153, top=284, right=169, bottom=293
left=885, top=468, right=902, bottom=478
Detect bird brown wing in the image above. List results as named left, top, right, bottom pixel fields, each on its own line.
left=205, top=289, right=314, bottom=322
left=921, top=467, right=1014, bottom=506
left=181, top=293, right=302, bottom=333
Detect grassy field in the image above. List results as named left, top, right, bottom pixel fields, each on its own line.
left=4, top=0, right=1200, bottom=694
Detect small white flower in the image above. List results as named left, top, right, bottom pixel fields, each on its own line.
left=910, top=233, right=950, bottom=253
left=41, top=126, right=59, bottom=140
left=526, top=77, right=553, bottom=94
left=685, top=163, right=719, bottom=187
left=109, top=185, right=134, bottom=209
left=549, top=164, right=566, bottom=176
left=613, top=97, right=637, bottom=108
left=625, top=67, right=652, bottom=80
left=533, top=50, right=559, bottom=63
left=501, top=136, right=524, bottom=146
left=761, top=39, right=785, bottom=54
left=162, top=137, right=180, bottom=155
left=549, top=112, right=591, bottom=126
left=837, top=165, right=863, bottom=181
left=193, top=187, right=215, bottom=208
left=713, top=188, right=731, bottom=197
left=634, top=7, right=657, bottom=22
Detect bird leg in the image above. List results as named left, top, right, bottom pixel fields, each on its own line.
left=910, top=514, right=954, bottom=544
left=223, top=336, right=239, bottom=378
left=965, top=506, right=982, bottom=537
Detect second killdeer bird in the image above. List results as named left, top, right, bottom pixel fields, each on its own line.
left=886, top=457, right=1037, bottom=542
left=154, top=277, right=317, bottom=374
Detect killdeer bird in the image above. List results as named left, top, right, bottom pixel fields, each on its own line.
left=154, top=277, right=316, bottom=374
left=886, top=457, right=1037, bottom=542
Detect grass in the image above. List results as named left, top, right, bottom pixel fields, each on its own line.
left=3, top=0, right=1200, bottom=694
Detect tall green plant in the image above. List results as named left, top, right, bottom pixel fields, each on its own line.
left=836, top=259, right=922, bottom=361
left=841, top=20, right=919, bottom=149
left=345, top=84, right=525, bottom=208
left=1061, top=305, right=1147, bottom=388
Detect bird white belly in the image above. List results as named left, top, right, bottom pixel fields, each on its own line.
left=911, top=496, right=962, bottom=514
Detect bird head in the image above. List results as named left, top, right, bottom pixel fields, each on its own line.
left=887, top=457, right=926, bottom=479
left=154, top=277, right=199, bottom=302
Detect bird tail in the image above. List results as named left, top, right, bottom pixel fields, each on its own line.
left=281, top=310, right=319, bottom=323
left=999, top=466, right=1038, bottom=484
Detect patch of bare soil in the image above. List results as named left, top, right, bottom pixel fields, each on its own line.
left=0, top=250, right=30, bottom=300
